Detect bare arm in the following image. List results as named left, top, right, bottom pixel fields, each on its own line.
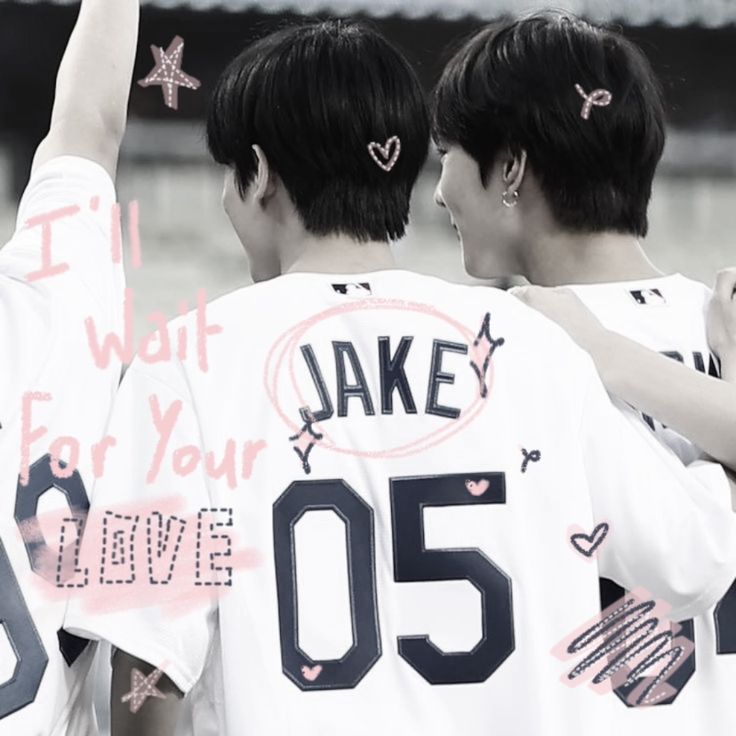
left=32, top=0, right=140, bottom=179
left=513, top=278, right=736, bottom=506
left=111, top=650, right=183, bottom=736
left=588, top=329, right=736, bottom=475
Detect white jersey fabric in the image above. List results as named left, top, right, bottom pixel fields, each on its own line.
left=568, top=273, right=736, bottom=736
left=0, top=156, right=123, bottom=735
left=65, top=270, right=736, bottom=736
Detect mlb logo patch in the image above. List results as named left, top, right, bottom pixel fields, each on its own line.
left=331, top=282, right=372, bottom=297
left=629, top=288, right=667, bottom=306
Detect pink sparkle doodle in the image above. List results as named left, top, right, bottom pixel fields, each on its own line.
left=289, top=406, right=323, bottom=475
left=575, top=83, right=613, bottom=120
left=469, top=312, right=505, bottom=398
left=138, top=36, right=201, bottom=110
left=121, top=666, right=166, bottom=713
left=367, top=135, right=401, bottom=172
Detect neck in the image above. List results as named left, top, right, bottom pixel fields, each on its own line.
left=520, top=229, right=665, bottom=286
left=282, top=232, right=396, bottom=275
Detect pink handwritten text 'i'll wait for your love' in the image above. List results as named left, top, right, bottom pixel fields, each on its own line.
left=23, top=197, right=223, bottom=372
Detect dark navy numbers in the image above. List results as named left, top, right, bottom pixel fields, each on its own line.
left=715, top=579, right=736, bottom=655
left=272, top=472, right=515, bottom=690
left=391, top=473, right=513, bottom=684
left=0, top=454, right=90, bottom=720
left=273, top=480, right=381, bottom=690
left=0, top=540, right=48, bottom=719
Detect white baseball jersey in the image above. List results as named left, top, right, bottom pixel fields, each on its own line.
left=0, top=156, right=123, bottom=735
left=64, top=270, right=736, bottom=736
left=568, top=273, right=736, bottom=736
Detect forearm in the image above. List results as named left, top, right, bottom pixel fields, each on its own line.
left=53, top=0, right=139, bottom=136
left=34, top=0, right=140, bottom=174
left=111, top=650, right=183, bottom=736
left=589, top=330, right=736, bottom=472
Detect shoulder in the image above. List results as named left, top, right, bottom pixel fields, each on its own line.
left=17, top=155, right=115, bottom=226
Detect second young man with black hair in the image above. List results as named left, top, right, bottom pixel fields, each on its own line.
left=433, top=10, right=736, bottom=734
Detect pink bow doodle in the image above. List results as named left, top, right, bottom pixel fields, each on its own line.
left=574, top=84, right=613, bottom=121
left=367, top=136, right=401, bottom=172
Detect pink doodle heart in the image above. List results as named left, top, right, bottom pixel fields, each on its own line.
left=301, top=664, right=323, bottom=682
left=570, top=522, right=610, bottom=558
left=465, top=478, right=490, bottom=496
left=367, top=136, right=401, bottom=172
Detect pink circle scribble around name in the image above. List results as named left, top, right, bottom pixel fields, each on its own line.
left=264, top=298, right=495, bottom=460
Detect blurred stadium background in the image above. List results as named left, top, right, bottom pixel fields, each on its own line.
left=0, top=1, right=734, bottom=732
left=1, top=0, right=736, bottom=342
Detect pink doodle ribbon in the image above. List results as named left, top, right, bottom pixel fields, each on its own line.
left=575, top=84, right=613, bottom=120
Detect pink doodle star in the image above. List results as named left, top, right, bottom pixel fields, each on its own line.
left=121, top=667, right=166, bottom=714
left=138, top=36, right=201, bottom=110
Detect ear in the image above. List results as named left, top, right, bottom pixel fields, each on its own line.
left=252, top=144, right=278, bottom=203
left=502, top=148, right=528, bottom=195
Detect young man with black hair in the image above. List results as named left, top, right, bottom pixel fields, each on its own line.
left=0, top=1, right=137, bottom=733
left=63, top=18, right=736, bottom=736
left=433, top=10, right=736, bottom=734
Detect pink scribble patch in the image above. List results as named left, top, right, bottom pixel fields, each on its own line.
left=137, top=36, right=201, bottom=110
left=552, top=587, right=695, bottom=707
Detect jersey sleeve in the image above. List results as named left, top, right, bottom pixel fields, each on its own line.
left=2, top=154, right=123, bottom=314
left=579, top=367, right=736, bottom=622
left=63, top=358, right=216, bottom=695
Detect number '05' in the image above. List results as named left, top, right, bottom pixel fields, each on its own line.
left=272, top=473, right=515, bottom=690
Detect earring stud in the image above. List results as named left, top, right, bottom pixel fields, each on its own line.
left=502, top=190, right=519, bottom=208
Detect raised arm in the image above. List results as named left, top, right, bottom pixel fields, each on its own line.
left=512, top=281, right=736, bottom=484
left=32, top=0, right=140, bottom=179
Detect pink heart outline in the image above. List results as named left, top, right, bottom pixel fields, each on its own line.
left=570, top=522, right=610, bottom=558
left=367, top=136, right=401, bottom=172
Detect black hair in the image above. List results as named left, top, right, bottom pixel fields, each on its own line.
left=433, top=11, right=666, bottom=237
left=207, top=19, right=430, bottom=242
